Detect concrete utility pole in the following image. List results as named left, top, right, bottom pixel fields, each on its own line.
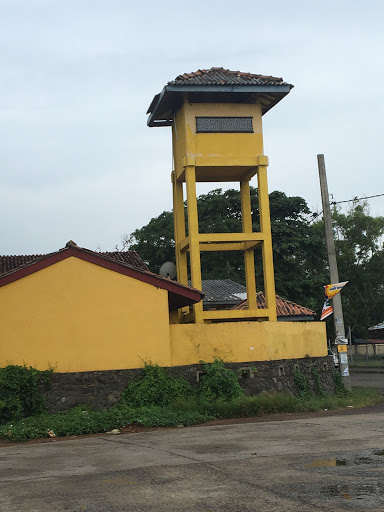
left=317, top=154, right=351, bottom=390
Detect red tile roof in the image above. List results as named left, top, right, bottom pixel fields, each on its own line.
left=100, top=251, right=148, bottom=271
left=0, top=242, right=203, bottom=310
left=147, top=67, right=294, bottom=126
left=233, top=292, right=316, bottom=318
left=169, top=67, right=291, bottom=87
left=0, top=249, right=148, bottom=275
left=0, top=254, right=44, bottom=274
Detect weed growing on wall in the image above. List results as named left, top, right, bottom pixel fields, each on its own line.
left=121, top=363, right=193, bottom=407
left=0, top=365, right=51, bottom=424
left=293, top=368, right=312, bottom=399
left=333, top=372, right=347, bottom=396
left=311, top=367, right=326, bottom=398
left=2, top=361, right=383, bottom=442
left=198, top=359, right=244, bottom=401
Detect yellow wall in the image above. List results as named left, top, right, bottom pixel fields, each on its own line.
left=173, top=102, right=264, bottom=182
left=0, top=257, right=327, bottom=372
left=170, top=321, right=327, bottom=366
left=0, top=257, right=172, bottom=372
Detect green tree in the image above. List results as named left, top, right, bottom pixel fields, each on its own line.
left=123, top=190, right=384, bottom=338
left=268, top=191, right=327, bottom=309
left=329, top=201, right=384, bottom=337
left=123, top=210, right=175, bottom=273
left=123, top=188, right=324, bottom=308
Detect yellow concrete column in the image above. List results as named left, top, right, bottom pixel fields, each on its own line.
left=257, top=164, right=277, bottom=321
left=172, top=171, right=188, bottom=286
left=240, top=180, right=257, bottom=311
left=185, top=165, right=204, bottom=323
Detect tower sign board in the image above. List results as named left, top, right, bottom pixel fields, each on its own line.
left=196, top=117, right=253, bottom=133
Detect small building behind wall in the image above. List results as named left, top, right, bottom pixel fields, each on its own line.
left=0, top=242, right=203, bottom=373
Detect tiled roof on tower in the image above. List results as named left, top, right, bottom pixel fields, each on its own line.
left=169, top=67, right=290, bottom=87
left=147, top=67, right=293, bottom=127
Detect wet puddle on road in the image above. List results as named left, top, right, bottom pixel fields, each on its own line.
left=306, top=450, right=384, bottom=469
left=307, top=458, right=346, bottom=468
left=304, top=450, right=384, bottom=504
left=321, top=483, right=381, bottom=502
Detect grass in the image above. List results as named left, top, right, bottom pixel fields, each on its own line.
left=0, top=405, right=215, bottom=442
left=1, top=388, right=382, bottom=443
left=350, top=358, right=384, bottom=368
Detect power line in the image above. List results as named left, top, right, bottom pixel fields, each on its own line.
left=330, top=193, right=384, bottom=205
left=309, top=192, right=384, bottom=223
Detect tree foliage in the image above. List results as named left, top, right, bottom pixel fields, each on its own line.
left=123, top=190, right=384, bottom=339
left=329, top=202, right=384, bottom=337
left=124, top=188, right=325, bottom=308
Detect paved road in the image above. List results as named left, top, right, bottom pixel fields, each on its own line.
left=1, top=409, right=384, bottom=511
left=351, top=369, right=384, bottom=391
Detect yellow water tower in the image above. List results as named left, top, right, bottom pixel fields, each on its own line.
left=147, top=67, right=293, bottom=324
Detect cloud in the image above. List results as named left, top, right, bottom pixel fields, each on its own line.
left=0, top=0, right=383, bottom=253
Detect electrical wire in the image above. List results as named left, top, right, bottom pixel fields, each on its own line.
left=309, top=193, right=384, bottom=223
left=330, top=193, right=384, bottom=206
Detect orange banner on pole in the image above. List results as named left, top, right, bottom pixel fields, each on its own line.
left=320, top=282, right=348, bottom=321
left=325, top=281, right=348, bottom=299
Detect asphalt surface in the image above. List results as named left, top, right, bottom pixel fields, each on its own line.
left=1, top=405, right=384, bottom=511
left=351, top=368, right=384, bottom=391
left=1, top=370, right=383, bottom=512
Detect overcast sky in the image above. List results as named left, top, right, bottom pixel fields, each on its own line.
left=1, top=0, right=383, bottom=255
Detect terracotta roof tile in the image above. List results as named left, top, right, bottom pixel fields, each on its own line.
left=0, top=254, right=45, bottom=274
left=0, top=244, right=203, bottom=310
left=0, top=249, right=148, bottom=275
left=233, top=292, right=316, bottom=318
left=99, top=251, right=148, bottom=271
left=168, top=67, right=291, bottom=87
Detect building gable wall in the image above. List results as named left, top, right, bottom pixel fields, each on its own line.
left=0, top=256, right=172, bottom=372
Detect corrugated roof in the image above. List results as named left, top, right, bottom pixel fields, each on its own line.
left=195, top=280, right=315, bottom=316
left=369, top=322, right=384, bottom=331
left=169, top=67, right=291, bottom=87
left=233, top=292, right=316, bottom=318
left=192, top=279, right=247, bottom=305
left=0, top=249, right=148, bottom=275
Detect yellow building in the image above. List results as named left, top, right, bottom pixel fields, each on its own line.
left=0, top=242, right=203, bottom=372
left=0, top=68, right=328, bottom=386
left=0, top=240, right=326, bottom=374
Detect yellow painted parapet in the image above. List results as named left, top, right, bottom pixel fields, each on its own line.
left=170, top=322, right=327, bottom=366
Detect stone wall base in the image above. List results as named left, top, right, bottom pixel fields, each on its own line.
left=40, top=356, right=336, bottom=414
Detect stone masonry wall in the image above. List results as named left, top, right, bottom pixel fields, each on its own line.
left=39, top=356, right=336, bottom=414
